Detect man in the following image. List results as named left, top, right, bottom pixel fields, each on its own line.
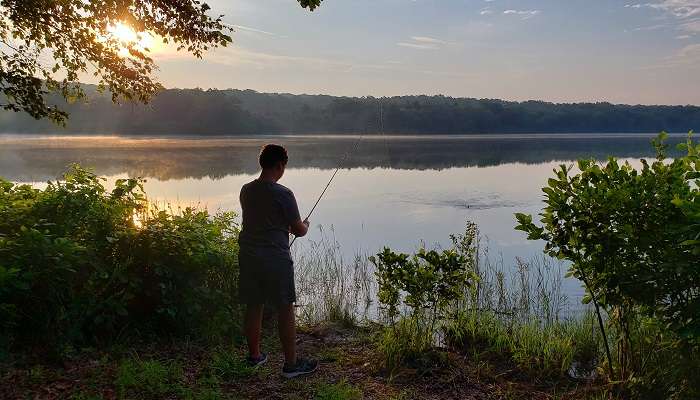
left=238, top=144, right=318, bottom=378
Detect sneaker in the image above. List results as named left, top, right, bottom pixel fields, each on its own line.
left=282, top=357, right=318, bottom=378
left=247, top=352, right=268, bottom=368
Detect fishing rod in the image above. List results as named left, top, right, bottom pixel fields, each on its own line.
left=289, top=133, right=365, bottom=246
left=289, top=100, right=382, bottom=246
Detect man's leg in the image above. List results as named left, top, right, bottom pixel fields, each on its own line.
left=245, top=303, right=264, bottom=359
left=278, top=303, right=296, bottom=365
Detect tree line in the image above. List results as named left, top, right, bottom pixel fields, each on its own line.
left=1, top=86, right=699, bottom=135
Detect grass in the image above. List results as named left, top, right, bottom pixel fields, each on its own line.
left=315, top=379, right=363, bottom=400
left=209, top=348, right=258, bottom=380
left=294, top=226, right=374, bottom=327
left=115, top=358, right=183, bottom=399
left=447, top=309, right=599, bottom=379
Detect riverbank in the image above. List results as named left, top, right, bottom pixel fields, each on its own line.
left=3, top=156, right=698, bottom=399
left=0, top=321, right=603, bottom=400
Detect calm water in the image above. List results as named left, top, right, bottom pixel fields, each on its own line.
left=0, top=133, right=685, bottom=306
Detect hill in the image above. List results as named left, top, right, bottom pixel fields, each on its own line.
left=1, top=87, right=699, bottom=135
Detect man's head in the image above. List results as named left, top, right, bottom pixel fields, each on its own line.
left=259, top=144, right=288, bottom=181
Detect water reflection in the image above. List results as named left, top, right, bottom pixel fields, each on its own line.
left=0, top=134, right=682, bottom=182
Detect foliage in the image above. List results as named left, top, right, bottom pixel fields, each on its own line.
left=0, top=165, right=240, bottom=352
left=315, top=379, right=362, bottom=400
left=515, top=133, right=700, bottom=395
left=0, top=0, right=320, bottom=124
left=115, top=358, right=183, bottom=399
left=3, top=87, right=699, bottom=134
left=370, top=222, right=478, bottom=372
left=443, top=246, right=600, bottom=380
left=294, top=228, right=372, bottom=327
left=371, top=222, right=478, bottom=322
left=208, top=348, right=256, bottom=380
left=447, top=310, right=599, bottom=379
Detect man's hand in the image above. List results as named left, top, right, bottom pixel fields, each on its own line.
left=290, top=218, right=310, bottom=237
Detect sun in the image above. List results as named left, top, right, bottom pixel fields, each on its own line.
left=106, top=22, right=158, bottom=57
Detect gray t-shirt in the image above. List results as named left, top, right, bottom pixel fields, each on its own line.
left=238, top=179, right=301, bottom=260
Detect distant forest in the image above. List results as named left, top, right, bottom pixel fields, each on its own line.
left=1, top=86, right=699, bottom=135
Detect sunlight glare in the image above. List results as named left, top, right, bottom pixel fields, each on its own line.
left=107, top=22, right=158, bottom=57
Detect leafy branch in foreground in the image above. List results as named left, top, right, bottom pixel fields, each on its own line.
left=0, top=0, right=321, bottom=124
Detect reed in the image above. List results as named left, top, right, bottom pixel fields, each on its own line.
left=293, top=226, right=374, bottom=327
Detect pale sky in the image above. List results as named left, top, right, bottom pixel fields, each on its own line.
left=147, top=0, right=700, bottom=105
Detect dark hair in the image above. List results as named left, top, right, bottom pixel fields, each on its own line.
left=259, top=144, right=288, bottom=169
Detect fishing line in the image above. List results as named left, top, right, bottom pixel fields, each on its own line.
left=289, top=100, right=382, bottom=246
left=289, top=133, right=365, bottom=246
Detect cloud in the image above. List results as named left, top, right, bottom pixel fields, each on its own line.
left=503, top=9, right=541, bottom=19
left=397, top=36, right=456, bottom=50
left=231, top=24, right=277, bottom=36
left=397, top=42, right=439, bottom=50
left=649, top=0, right=700, bottom=18
left=676, top=42, right=700, bottom=61
left=681, top=18, right=700, bottom=32
left=202, top=46, right=475, bottom=80
left=480, top=8, right=493, bottom=15
left=625, top=1, right=700, bottom=33
left=630, top=23, right=669, bottom=31
left=641, top=43, right=700, bottom=68
left=411, top=36, right=447, bottom=44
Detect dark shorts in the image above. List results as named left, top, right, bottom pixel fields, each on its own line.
left=238, top=250, right=296, bottom=306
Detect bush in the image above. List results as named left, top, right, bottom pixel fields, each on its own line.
left=515, top=133, right=700, bottom=396
left=370, top=222, right=478, bottom=373
left=0, top=165, right=240, bottom=352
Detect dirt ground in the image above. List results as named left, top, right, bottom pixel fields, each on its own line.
left=0, top=323, right=602, bottom=400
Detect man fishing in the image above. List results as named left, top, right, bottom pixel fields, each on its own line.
left=238, top=144, right=318, bottom=378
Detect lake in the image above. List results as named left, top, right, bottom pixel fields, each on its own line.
left=0, top=133, right=686, bottom=310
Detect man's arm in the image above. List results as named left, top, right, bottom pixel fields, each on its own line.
left=290, top=219, right=310, bottom=237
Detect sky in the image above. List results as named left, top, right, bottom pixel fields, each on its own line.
left=147, top=0, right=700, bottom=105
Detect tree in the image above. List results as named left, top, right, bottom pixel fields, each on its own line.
left=0, top=0, right=321, bottom=124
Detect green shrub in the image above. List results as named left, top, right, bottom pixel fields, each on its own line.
left=315, top=379, right=362, bottom=400
left=370, top=222, right=478, bottom=372
left=515, top=133, right=700, bottom=396
left=0, top=165, right=240, bottom=351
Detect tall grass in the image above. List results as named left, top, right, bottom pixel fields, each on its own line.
left=293, top=226, right=374, bottom=327
left=446, top=235, right=600, bottom=380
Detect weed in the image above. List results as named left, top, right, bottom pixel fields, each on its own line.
left=182, top=386, right=226, bottom=400
left=315, top=379, right=363, bottom=400
left=294, top=226, right=373, bottom=327
left=69, top=392, right=104, bottom=400
left=317, top=347, right=343, bottom=363
left=209, top=349, right=257, bottom=380
left=115, top=358, right=183, bottom=399
left=27, top=365, right=47, bottom=384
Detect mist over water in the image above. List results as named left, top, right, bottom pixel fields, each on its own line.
left=0, top=133, right=686, bottom=309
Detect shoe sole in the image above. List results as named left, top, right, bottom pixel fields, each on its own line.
left=249, top=355, right=268, bottom=368
left=281, top=363, right=318, bottom=379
